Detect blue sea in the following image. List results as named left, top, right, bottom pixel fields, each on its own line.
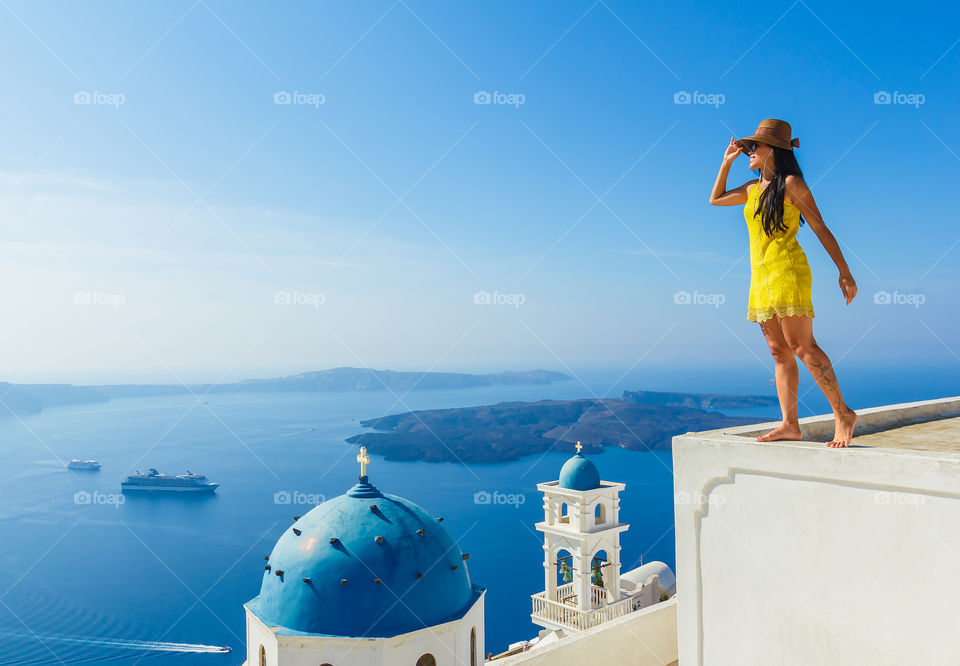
left=0, top=364, right=956, bottom=663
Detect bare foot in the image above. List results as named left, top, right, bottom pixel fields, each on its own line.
left=755, top=421, right=803, bottom=442
left=826, top=408, right=858, bottom=447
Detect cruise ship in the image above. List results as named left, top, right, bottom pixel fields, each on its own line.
left=121, top=469, right=219, bottom=493
left=67, top=459, right=101, bottom=471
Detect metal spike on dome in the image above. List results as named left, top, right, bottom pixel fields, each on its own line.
left=293, top=515, right=300, bottom=521
left=330, top=537, right=340, bottom=545
left=292, top=528, right=302, bottom=536
left=341, top=578, right=348, bottom=585
left=374, top=578, right=382, bottom=585
left=265, top=565, right=271, bottom=571
left=375, top=535, right=385, bottom=544
left=302, top=577, right=311, bottom=584
left=275, top=569, right=284, bottom=576
left=264, top=555, right=269, bottom=561
left=416, top=528, right=425, bottom=536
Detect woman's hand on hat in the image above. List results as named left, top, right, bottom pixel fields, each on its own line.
left=723, top=137, right=743, bottom=164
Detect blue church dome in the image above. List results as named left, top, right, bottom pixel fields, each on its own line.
left=250, top=474, right=476, bottom=638
left=558, top=452, right=601, bottom=490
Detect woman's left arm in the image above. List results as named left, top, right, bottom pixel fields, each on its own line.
left=785, top=174, right=857, bottom=305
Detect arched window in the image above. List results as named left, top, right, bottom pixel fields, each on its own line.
left=259, top=645, right=266, bottom=666
left=559, top=502, right=569, bottom=524
left=470, top=626, right=477, bottom=666
left=594, top=502, right=606, bottom=525
left=416, top=654, right=436, bottom=666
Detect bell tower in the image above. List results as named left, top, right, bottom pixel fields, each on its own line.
left=531, top=443, right=629, bottom=632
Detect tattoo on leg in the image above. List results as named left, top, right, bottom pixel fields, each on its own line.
left=808, top=358, right=837, bottom=388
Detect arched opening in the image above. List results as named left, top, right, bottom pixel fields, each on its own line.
left=559, top=502, right=569, bottom=524
left=416, top=654, right=436, bottom=666
left=594, top=502, right=606, bottom=526
left=591, top=550, right=609, bottom=605
left=555, top=548, right=574, bottom=593
left=470, top=626, right=477, bottom=666
left=259, top=645, right=266, bottom=666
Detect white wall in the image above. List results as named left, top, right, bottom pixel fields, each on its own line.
left=244, top=593, right=484, bottom=666
left=673, top=400, right=960, bottom=665
left=493, top=598, right=678, bottom=666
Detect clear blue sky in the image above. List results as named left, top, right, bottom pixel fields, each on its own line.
left=1, top=0, right=958, bottom=384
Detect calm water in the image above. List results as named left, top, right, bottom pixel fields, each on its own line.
left=0, top=364, right=955, bottom=663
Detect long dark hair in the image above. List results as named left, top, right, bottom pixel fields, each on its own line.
left=753, top=146, right=807, bottom=236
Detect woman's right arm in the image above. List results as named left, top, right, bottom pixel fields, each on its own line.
left=708, top=137, right=751, bottom=206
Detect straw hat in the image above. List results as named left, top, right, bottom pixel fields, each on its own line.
left=735, top=118, right=800, bottom=151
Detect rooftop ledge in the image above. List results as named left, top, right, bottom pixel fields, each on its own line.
left=686, top=395, right=960, bottom=458
left=672, top=395, right=960, bottom=666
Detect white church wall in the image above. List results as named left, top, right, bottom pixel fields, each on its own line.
left=245, top=592, right=484, bottom=666
left=492, top=598, right=678, bottom=666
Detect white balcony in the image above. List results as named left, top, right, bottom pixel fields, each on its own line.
left=530, top=581, right=643, bottom=633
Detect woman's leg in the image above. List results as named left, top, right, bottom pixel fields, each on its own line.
left=779, top=315, right=858, bottom=447
left=755, top=314, right=802, bottom=442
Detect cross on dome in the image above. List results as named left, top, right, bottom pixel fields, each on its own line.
left=357, top=446, right=370, bottom=476
left=576, top=441, right=582, bottom=453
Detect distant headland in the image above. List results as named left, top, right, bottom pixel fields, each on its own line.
left=345, top=389, right=779, bottom=463
left=0, top=368, right=572, bottom=416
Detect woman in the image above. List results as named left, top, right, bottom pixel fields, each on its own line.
left=709, top=119, right=858, bottom=447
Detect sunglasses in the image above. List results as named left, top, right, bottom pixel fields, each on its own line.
left=739, top=140, right=765, bottom=154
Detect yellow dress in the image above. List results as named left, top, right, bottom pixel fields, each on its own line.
left=744, top=181, right=815, bottom=323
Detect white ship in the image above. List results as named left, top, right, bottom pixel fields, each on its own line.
left=67, top=459, right=101, bottom=471
left=121, top=469, right=219, bottom=494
